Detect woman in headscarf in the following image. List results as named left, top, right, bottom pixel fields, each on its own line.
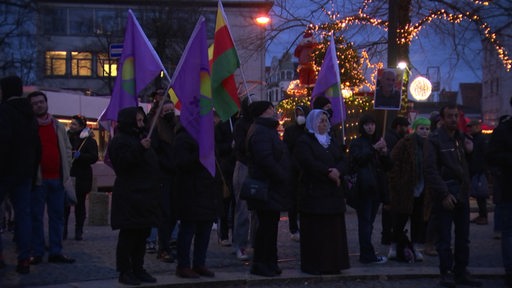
left=293, top=109, right=350, bottom=274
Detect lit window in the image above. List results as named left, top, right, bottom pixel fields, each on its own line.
left=97, top=53, right=118, bottom=77
left=45, top=51, right=67, bottom=76
left=71, top=52, right=92, bottom=77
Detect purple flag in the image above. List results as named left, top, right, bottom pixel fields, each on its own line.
left=171, top=17, right=215, bottom=176
left=99, top=9, right=168, bottom=122
left=311, top=36, right=346, bottom=125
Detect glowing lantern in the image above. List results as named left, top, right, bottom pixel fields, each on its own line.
left=409, top=76, right=432, bottom=101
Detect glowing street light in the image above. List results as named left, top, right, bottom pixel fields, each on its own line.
left=255, top=15, right=270, bottom=25
left=409, top=76, right=432, bottom=101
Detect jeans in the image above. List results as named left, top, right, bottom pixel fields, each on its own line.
left=356, top=199, right=380, bottom=262
left=434, top=200, right=470, bottom=275
left=232, top=161, right=250, bottom=250
left=176, top=220, right=213, bottom=269
left=157, top=180, right=177, bottom=253
left=496, top=203, right=512, bottom=274
left=0, top=177, right=33, bottom=261
left=32, top=179, right=66, bottom=257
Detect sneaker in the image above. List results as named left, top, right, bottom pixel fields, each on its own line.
left=219, top=239, right=231, bottom=247
left=146, top=241, right=156, bottom=254
left=414, top=249, right=424, bottom=262
left=387, top=245, right=396, bottom=259
left=373, top=255, right=387, bottom=264
left=119, top=271, right=141, bottom=285
left=134, top=269, right=157, bottom=283
left=236, top=248, right=249, bottom=261
left=290, top=232, right=300, bottom=242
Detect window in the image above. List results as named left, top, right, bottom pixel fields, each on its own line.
left=42, top=7, right=67, bottom=35
left=69, top=8, right=93, bottom=35
left=71, top=52, right=92, bottom=76
left=95, top=9, right=121, bottom=35
left=45, top=51, right=67, bottom=76
left=97, top=53, right=117, bottom=77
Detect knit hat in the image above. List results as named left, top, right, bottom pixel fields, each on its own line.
left=312, top=96, right=331, bottom=110
left=412, top=117, right=431, bottom=131
left=0, top=75, right=23, bottom=101
left=249, top=101, right=273, bottom=117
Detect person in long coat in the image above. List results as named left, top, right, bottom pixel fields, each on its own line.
left=387, top=117, right=431, bottom=261
left=348, top=113, right=392, bottom=264
left=173, top=124, right=222, bottom=278
left=246, top=101, right=292, bottom=277
left=294, top=109, right=350, bottom=274
left=108, top=107, right=161, bottom=285
left=64, top=115, right=98, bottom=241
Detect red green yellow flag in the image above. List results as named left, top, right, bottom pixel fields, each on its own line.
left=211, top=0, right=241, bottom=121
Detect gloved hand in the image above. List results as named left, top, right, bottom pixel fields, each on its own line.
left=73, top=151, right=81, bottom=159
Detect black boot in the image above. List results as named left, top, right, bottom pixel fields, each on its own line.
left=75, top=226, right=83, bottom=241
left=63, top=206, right=70, bottom=240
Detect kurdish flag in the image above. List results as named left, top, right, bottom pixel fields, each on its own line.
left=170, top=16, right=215, bottom=176
left=311, top=36, right=346, bottom=125
left=100, top=9, right=169, bottom=122
left=211, top=0, right=241, bottom=121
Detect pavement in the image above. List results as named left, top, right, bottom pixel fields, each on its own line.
left=0, top=195, right=505, bottom=288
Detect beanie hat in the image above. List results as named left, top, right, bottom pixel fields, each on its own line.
left=72, top=114, right=87, bottom=128
left=412, top=117, right=431, bottom=131
left=1, top=75, right=23, bottom=101
left=249, top=101, right=273, bottom=117
left=312, top=96, right=331, bottom=109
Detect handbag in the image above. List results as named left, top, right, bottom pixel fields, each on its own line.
left=240, top=177, right=268, bottom=201
left=63, top=177, right=77, bottom=205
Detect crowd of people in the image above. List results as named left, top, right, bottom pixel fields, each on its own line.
left=1, top=74, right=511, bottom=288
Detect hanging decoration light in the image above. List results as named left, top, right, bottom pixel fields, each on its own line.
left=410, top=76, right=432, bottom=101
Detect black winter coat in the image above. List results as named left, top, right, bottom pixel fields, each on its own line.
left=108, top=107, right=161, bottom=230
left=68, top=130, right=98, bottom=194
left=246, top=117, right=292, bottom=211
left=173, top=127, right=222, bottom=221
left=294, top=132, right=348, bottom=214
left=487, top=117, right=512, bottom=203
left=348, top=136, right=392, bottom=202
left=0, top=97, right=40, bottom=180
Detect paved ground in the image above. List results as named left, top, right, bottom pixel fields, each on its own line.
left=0, top=195, right=505, bottom=288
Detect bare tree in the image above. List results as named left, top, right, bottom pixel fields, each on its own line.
left=266, top=0, right=511, bottom=90
left=0, top=0, right=37, bottom=83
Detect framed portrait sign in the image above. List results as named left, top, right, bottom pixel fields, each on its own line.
left=374, top=68, right=403, bottom=110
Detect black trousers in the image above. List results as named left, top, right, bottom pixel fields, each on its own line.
left=253, top=209, right=280, bottom=265
left=116, top=227, right=151, bottom=273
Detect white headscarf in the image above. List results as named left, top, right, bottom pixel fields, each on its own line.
left=306, top=109, right=331, bottom=148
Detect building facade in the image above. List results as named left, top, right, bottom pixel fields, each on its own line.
left=2, top=0, right=272, bottom=101
left=265, top=51, right=296, bottom=104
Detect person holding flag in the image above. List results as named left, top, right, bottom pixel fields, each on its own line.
left=310, top=34, right=347, bottom=146
left=170, top=16, right=222, bottom=279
